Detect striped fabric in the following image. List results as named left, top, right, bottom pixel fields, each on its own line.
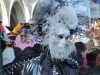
left=33, top=34, right=42, bottom=44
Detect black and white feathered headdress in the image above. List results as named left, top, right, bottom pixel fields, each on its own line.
left=30, top=0, right=80, bottom=33
left=29, top=0, right=79, bottom=60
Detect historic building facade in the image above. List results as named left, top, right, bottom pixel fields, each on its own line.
left=0, top=0, right=99, bottom=27
left=0, top=0, right=38, bottom=27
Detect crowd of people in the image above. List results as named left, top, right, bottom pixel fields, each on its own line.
left=0, top=0, right=100, bottom=75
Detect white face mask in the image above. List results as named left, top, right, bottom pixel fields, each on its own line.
left=40, top=5, right=78, bottom=60
left=42, top=23, right=76, bottom=60
left=52, top=27, right=70, bottom=46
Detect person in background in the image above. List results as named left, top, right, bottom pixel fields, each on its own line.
left=14, top=28, right=36, bottom=50
left=0, top=20, right=13, bottom=48
left=86, top=39, right=100, bottom=52
left=0, top=21, right=11, bottom=51
left=85, top=54, right=100, bottom=75
left=92, top=18, right=100, bottom=39
left=74, top=42, right=89, bottom=66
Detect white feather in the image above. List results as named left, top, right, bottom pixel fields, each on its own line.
left=52, top=6, right=78, bottom=29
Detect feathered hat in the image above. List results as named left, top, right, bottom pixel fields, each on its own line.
left=30, top=0, right=79, bottom=32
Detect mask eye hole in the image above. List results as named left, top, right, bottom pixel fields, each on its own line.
left=58, top=35, right=63, bottom=39
left=65, top=36, right=69, bottom=40
left=65, top=35, right=70, bottom=40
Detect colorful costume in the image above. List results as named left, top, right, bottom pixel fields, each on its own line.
left=14, top=28, right=36, bottom=50
left=14, top=34, right=35, bottom=50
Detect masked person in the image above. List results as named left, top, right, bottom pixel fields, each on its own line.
left=14, top=28, right=36, bottom=50
left=4, top=1, right=78, bottom=75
